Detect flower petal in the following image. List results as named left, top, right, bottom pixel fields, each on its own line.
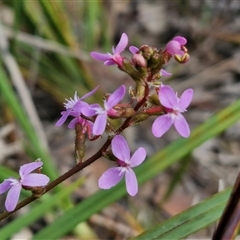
left=129, top=46, right=139, bottom=54
left=98, top=167, right=123, bottom=189
left=125, top=169, right=138, bottom=196
left=105, top=85, right=125, bottom=110
left=21, top=173, right=50, bottom=187
left=160, top=69, right=172, bottom=77
left=80, top=85, right=99, bottom=100
left=178, top=89, right=194, bottom=110
left=68, top=118, right=78, bottom=128
left=55, top=109, right=71, bottom=126
left=159, top=85, right=178, bottom=108
left=130, top=147, right=146, bottom=167
left=152, top=114, right=173, bottom=138
left=93, top=113, right=107, bottom=135
left=104, top=59, right=116, bottom=66
left=166, top=40, right=181, bottom=55
left=114, top=33, right=128, bottom=54
left=72, top=101, right=89, bottom=114
left=81, top=103, right=100, bottom=117
left=112, top=135, right=130, bottom=162
left=173, top=36, right=187, bottom=45
left=19, top=161, right=43, bottom=179
left=5, top=184, right=21, bottom=212
left=174, top=114, right=190, bottom=138
left=0, top=179, right=13, bottom=194
left=90, top=52, right=111, bottom=61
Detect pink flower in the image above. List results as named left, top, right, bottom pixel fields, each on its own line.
left=0, top=161, right=49, bottom=212
left=165, top=36, right=187, bottom=56
left=98, top=135, right=146, bottom=196
left=90, top=33, right=128, bottom=67
left=152, top=85, right=193, bottom=138
left=55, top=86, right=98, bottom=127
left=83, top=85, right=126, bottom=135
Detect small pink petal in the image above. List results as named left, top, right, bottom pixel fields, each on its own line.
left=104, top=59, right=116, bottom=66
left=174, top=114, right=190, bottom=138
left=98, top=167, right=123, bottom=189
left=160, top=69, right=172, bottom=77
left=125, top=169, right=138, bottom=196
left=72, top=101, right=89, bottom=113
left=93, top=113, right=107, bottom=135
left=130, top=147, right=146, bottom=167
left=159, top=85, right=178, bottom=108
left=0, top=180, right=12, bottom=194
left=5, top=184, right=21, bottom=212
left=90, top=52, right=111, bottom=61
left=55, top=109, right=71, bottom=126
left=19, top=161, right=43, bottom=178
left=173, top=36, right=187, bottom=45
left=81, top=85, right=99, bottom=100
left=114, top=33, right=128, bottom=54
left=105, top=85, right=125, bottom=110
left=166, top=40, right=181, bottom=55
left=152, top=114, right=173, bottom=138
left=112, top=135, right=130, bottom=162
left=81, top=103, right=99, bottom=117
left=68, top=118, right=78, bottom=128
left=129, top=46, right=139, bottom=54
left=21, top=173, right=50, bottom=187
left=178, top=89, right=194, bottom=110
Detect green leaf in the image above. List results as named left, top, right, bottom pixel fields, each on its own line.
left=33, top=98, right=240, bottom=239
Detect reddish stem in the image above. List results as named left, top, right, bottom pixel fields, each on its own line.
left=0, top=89, right=149, bottom=221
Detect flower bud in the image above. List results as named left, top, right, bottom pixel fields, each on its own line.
left=120, top=59, right=142, bottom=81
left=148, top=94, right=160, bottom=105
left=120, top=107, right=136, bottom=118
left=108, top=106, right=136, bottom=118
left=75, top=123, right=85, bottom=163
left=139, top=45, right=154, bottom=60
left=129, top=112, right=149, bottom=125
left=132, top=53, right=147, bottom=68
left=144, top=106, right=164, bottom=116
left=135, top=81, right=146, bottom=101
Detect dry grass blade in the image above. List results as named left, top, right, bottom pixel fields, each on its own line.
left=2, top=25, right=89, bottom=61
left=0, top=22, right=49, bottom=152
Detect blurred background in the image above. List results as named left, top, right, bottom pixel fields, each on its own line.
left=0, top=0, right=240, bottom=239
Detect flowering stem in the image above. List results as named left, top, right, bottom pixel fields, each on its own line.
left=0, top=94, right=149, bottom=221
left=0, top=138, right=110, bottom=221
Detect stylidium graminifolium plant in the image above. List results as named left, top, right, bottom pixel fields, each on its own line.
left=0, top=33, right=193, bottom=213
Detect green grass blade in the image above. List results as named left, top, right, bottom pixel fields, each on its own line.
left=0, top=165, right=18, bottom=180
left=0, top=177, right=85, bottom=239
left=38, top=0, right=76, bottom=46
left=32, top=99, right=240, bottom=239
left=133, top=188, right=231, bottom=240
left=0, top=67, right=58, bottom=180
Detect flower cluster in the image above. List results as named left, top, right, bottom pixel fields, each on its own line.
left=54, top=33, right=193, bottom=196
left=0, top=161, right=49, bottom=212
left=0, top=33, right=193, bottom=212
